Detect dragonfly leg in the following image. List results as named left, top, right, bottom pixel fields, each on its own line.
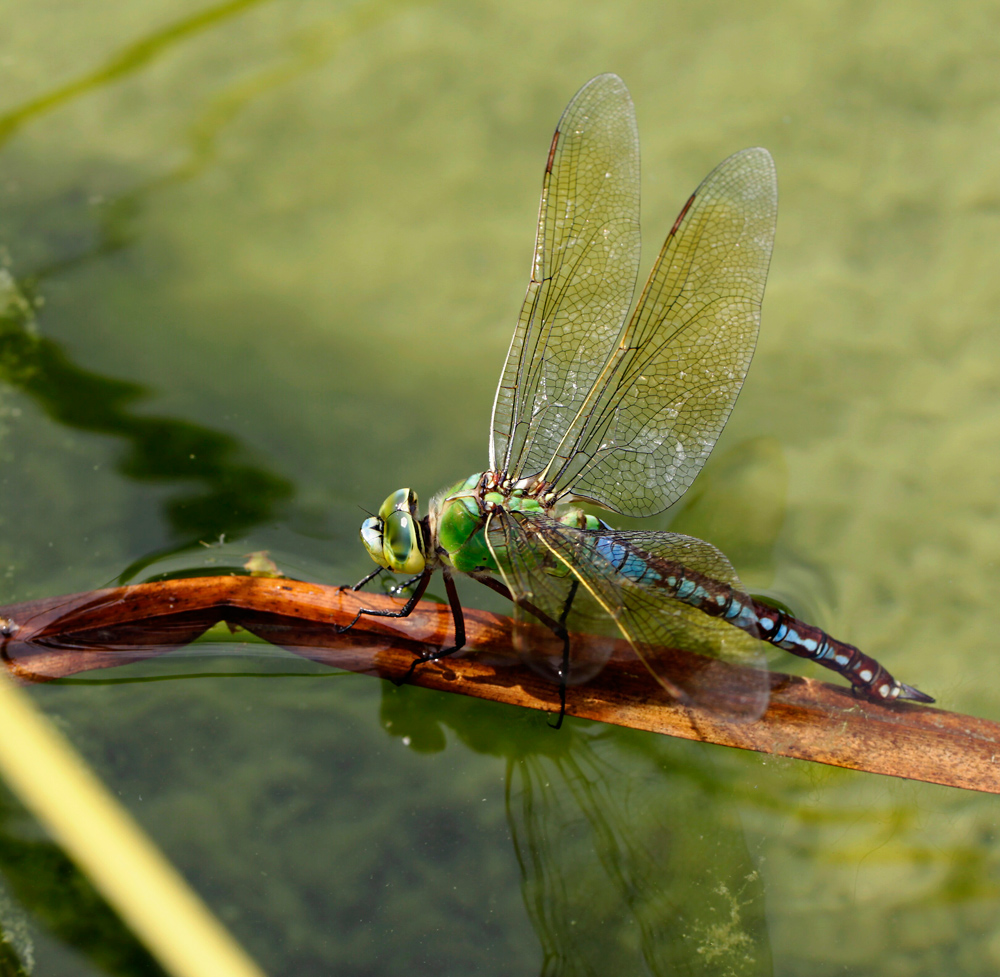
left=546, top=579, right=580, bottom=730
left=333, top=569, right=431, bottom=634
left=397, top=570, right=467, bottom=685
left=476, top=577, right=580, bottom=729
left=339, top=566, right=384, bottom=593
left=473, top=576, right=569, bottom=636
left=387, top=572, right=426, bottom=597
left=473, top=575, right=575, bottom=729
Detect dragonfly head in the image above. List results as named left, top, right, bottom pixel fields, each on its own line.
left=360, top=488, right=427, bottom=574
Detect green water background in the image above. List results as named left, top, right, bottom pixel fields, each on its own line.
left=2, top=0, right=1000, bottom=973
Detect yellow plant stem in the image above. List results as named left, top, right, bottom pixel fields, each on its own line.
left=0, top=669, right=266, bottom=977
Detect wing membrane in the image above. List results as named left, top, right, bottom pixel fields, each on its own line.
left=484, top=507, right=619, bottom=687
left=490, top=74, right=642, bottom=477
left=487, top=509, right=770, bottom=720
left=540, top=148, right=778, bottom=515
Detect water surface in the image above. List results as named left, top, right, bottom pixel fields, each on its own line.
left=2, top=1, right=1000, bottom=973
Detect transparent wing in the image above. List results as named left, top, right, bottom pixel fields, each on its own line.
left=490, top=74, right=642, bottom=477
left=539, top=148, right=778, bottom=516
left=486, top=509, right=770, bottom=720
left=485, top=508, right=620, bottom=687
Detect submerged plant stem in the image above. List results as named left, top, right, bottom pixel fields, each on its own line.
left=0, top=667, right=266, bottom=977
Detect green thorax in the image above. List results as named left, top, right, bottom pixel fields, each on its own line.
left=429, top=472, right=603, bottom=576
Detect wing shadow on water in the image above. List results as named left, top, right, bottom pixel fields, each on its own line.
left=380, top=683, right=773, bottom=977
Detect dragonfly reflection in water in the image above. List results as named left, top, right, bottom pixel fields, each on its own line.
left=350, top=74, right=932, bottom=720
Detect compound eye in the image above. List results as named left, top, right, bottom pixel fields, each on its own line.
left=360, top=517, right=389, bottom=568
left=378, top=487, right=419, bottom=522
left=383, top=508, right=425, bottom=575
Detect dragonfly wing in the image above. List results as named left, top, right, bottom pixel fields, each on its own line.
left=490, top=74, right=642, bottom=479
left=487, top=510, right=770, bottom=721
left=542, top=148, right=778, bottom=516
left=485, top=507, right=620, bottom=686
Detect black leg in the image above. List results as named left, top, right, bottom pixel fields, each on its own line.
left=473, top=574, right=577, bottom=730
left=333, top=570, right=432, bottom=634
left=475, top=576, right=565, bottom=635
left=474, top=574, right=514, bottom=602
left=547, top=578, right=578, bottom=730
left=341, top=566, right=383, bottom=593
left=382, top=567, right=581, bottom=729
left=396, top=569, right=468, bottom=685
left=443, top=570, right=466, bottom=650
left=387, top=572, right=427, bottom=597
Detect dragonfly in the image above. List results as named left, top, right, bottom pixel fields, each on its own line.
left=348, top=73, right=932, bottom=721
